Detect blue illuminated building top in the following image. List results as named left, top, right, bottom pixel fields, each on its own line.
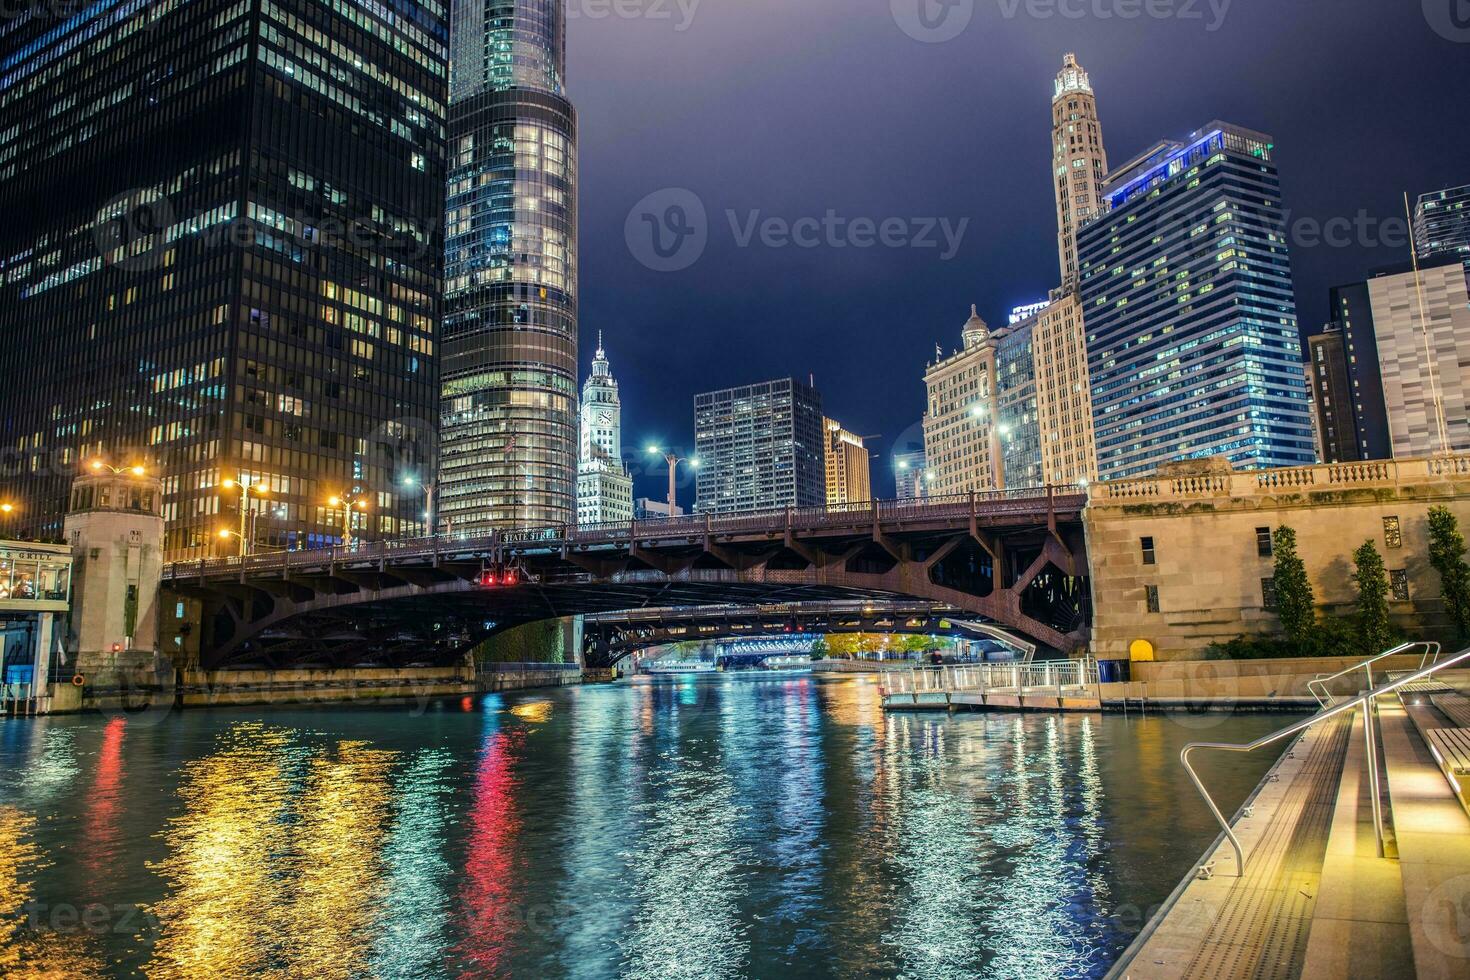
left=1077, top=120, right=1313, bottom=481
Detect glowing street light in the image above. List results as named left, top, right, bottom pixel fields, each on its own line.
left=328, top=491, right=370, bottom=552
left=645, top=446, right=698, bottom=515
left=401, top=474, right=437, bottom=537
left=221, top=476, right=269, bottom=556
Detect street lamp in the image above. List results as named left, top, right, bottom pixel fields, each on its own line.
left=0, top=501, right=15, bottom=538
left=401, top=474, right=437, bottom=537
left=89, top=459, right=146, bottom=476
left=327, top=491, right=370, bottom=552
left=646, top=446, right=699, bottom=515
left=221, top=476, right=268, bottom=556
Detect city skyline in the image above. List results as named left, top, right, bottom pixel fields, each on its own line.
left=564, top=4, right=1467, bottom=502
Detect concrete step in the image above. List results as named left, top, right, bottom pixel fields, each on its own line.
left=1299, top=707, right=1414, bottom=979
left=1378, top=696, right=1470, bottom=979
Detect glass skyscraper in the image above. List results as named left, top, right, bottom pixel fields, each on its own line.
left=440, top=0, right=578, bottom=533
left=1414, top=184, right=1470, bottom=265
left=1077, top=122, right=1315, bottom=480
left=0, top=0, right=448, bottom=557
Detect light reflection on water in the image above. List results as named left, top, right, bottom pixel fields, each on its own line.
left=0, top=675, right=1292, bottom=978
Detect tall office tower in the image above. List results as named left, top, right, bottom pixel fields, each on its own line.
left=1077, top=122, right=1315, bottom=480
left=1052, top=53, right=1109, bottom=288
left=0, top=0, right=448, bottom=557
left=1001, top=295, right=1097, bottom=487
left=823, top=419, right=872, bottom=505
left=1305, top=327, right=1358, bottom=462
left=1367, top=257, right=1470, bottom=456
left=1302, top=281, right=1392, bottom=463
left=576, top=336, right=632, bottom=526
left=694, top=379, right=825, bottom=515
left=1413, top=184, right=1470, bottom=264
left=440, top=0, right=578, bottom=533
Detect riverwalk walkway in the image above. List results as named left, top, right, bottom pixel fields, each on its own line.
left=1109, top=663, right=1470, bottom=979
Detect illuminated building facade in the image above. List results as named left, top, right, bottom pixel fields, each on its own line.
left=923, top=300, right=1095, bottom=494
left=0, top=0, right=448, bottom=557
left=1052, top=53, right=1109, bottom=288
left=576, top=336, right=632, bottom=526
left=694, top=379, right=824, bottom=515
left=823, top=419, right=871, bottom=505
left=440, top=0, right=578, bottom=533
left=1078, top=122, right=1315, bottom=480
left=1368, top=258, right=1470, bottom=456
left=1414, top=184, right=1470, bottom=265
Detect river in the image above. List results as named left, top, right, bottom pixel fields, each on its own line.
left=0, top=672, right=1293, bottom=978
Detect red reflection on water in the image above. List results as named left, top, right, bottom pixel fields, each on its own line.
left=453, top=727, right=524, bottom=974
left=83, top=717, right=126, bottom=876
left=461, top=696, right=474, bottom=712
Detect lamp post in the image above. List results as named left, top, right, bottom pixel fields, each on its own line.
left=0, top=501, right=15, bottom=539
left=327, top=492, right=370, bottom=552
left=645, top=446, right=699, bottom=515
left=401, top=475, right=436, bottom=537
left=221, top=476, right=268, bottom=556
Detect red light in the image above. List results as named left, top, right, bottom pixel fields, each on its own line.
left=479, top=572, right=497, bottom=587
left=502, top=570, right=518, bottom=586
left=111, top=642, right=122, bottom=653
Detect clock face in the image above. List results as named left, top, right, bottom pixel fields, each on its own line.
left=597, top=412, right=613, bottom=426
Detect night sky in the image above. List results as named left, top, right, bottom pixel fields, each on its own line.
left=566, top=0, right=1470, bottom=501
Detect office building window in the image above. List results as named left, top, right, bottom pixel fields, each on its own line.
left=1141, top=536, right=1156, bottom=565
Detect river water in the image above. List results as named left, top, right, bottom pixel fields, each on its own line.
left=0, top=673, right=1293, bottom=978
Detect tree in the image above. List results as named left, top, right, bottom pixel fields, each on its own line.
left=1353, top=539, right=1392, bottom=655
left=1272, top=525, right=1317, bottom=644
left=809, top=636, right=829, bottom=660
left=1428, top=506, right=1470, bottom=639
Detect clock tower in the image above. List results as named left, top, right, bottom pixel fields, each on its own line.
left=577, top=334, right=634, bottom=525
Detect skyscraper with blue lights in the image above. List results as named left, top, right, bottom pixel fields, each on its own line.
left=1077, top=122, right=1315, bottom=480
left=440, top=0, right=578, bottom=532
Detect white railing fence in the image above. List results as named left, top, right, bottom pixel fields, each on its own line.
left=882, top=659, right=1099, bottom=698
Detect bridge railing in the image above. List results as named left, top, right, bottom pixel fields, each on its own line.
left=163, top=485, right=1088, bottom=578
left=882, top=659, right=1099, bottom=698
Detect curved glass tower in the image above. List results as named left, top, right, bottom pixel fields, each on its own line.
left=440, top=0, right=578, bottom=532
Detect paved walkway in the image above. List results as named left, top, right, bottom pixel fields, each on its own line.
left=1111, top=716, right=1350, bottom=979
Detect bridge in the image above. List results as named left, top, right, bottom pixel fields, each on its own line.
left=162, top=488, right=1089, bottom=670
left=581, top=600, right=1041, bottom=666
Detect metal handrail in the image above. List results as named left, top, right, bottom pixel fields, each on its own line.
left=1182, top=644, right=1470, bottom=878
left=1306, top=641, right=1441, bottom=708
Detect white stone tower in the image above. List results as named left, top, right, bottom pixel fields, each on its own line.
left=1052, top=53, right=1110, bottom=289
left=576, top=334, right=634, bottom=525
left=62, top=468, right=165, bottom=682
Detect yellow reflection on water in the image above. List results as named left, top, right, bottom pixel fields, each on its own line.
left=146, top=725, right=397, bottom=980
left=285, top=740, right=398, bottom=979
left=0, top=805, right=107, bottom=978
left=508, top=701, right=553, bottom=724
